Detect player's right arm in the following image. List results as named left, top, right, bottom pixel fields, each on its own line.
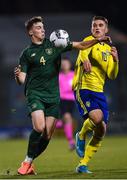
left=14, top=50, right=28, bottom=85
left=14, top=65, right=26, bottom=85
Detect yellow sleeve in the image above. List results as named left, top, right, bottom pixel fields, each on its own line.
left=79, top=36, right=94, bottom=63
left=107, top=56, right=119, bottom=80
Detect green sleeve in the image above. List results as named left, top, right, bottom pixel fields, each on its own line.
left=58, top=42, right=73, bottom=53
left=63, top=42, right=73, bottom=52
left=19, top=51, right=28, bottom=73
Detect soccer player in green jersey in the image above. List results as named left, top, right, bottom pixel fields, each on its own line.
left=73, top=16, right=119, bottom=173
left=14, top=16, right=111, bottom=175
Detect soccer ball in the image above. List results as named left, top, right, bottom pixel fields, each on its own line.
left=50, top=29, right=70, bottom=48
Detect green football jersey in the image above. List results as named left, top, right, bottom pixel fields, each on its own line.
left=19, top=38, right=72, bottom=103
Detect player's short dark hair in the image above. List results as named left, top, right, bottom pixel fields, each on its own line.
left=92, top=16, right=108, bottom=25
left=25, top=16, right=43, bottom=31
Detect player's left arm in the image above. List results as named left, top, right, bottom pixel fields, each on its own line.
left=107, top=46, right=119, bottom=80
left=72, top=36, right=111, bottom=50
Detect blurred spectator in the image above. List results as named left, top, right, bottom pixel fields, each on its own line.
left=56, top=58, right=76, bottom=150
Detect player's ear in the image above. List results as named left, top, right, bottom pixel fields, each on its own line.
left=29, top=30, right=33, bottom=36
left=105, top=27, right=108, bottom=34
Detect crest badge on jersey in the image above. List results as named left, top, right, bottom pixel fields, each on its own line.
left=86, top=101, right=91, bottom=107
left=106, top=50, right=111, bottom=56
left=45, top=48, right=53, bottom=55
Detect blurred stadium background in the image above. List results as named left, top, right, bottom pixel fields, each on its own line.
left=0, top=0, right=127, bottom=138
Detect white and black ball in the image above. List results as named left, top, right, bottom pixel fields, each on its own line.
left=50, top=29, right=70, bottom=48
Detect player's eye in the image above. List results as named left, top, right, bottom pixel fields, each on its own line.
left=99, top=23, right=104, bottom=27
left=93, top=23, right=97, bottom=28
left=35, top=26, right=42, bottom=30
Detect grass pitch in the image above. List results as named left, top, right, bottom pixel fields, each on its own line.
left=0, top=135, right=127, bottom=179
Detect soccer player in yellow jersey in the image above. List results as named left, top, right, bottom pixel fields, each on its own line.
left=72, top=16, right=119, bottom=173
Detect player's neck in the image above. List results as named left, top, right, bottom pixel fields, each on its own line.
left=31, top=37, right=44, bottom=45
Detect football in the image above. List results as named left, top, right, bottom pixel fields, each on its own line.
left=50, top=29, right=70, bottom=48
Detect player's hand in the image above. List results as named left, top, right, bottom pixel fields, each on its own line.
left=14, top=65, right=21, bottom=77
left=111, top=46, right=119, bottom=62
left=83, top=60, right=92, bottom=73
left=97, top=36, right=112, bottom=44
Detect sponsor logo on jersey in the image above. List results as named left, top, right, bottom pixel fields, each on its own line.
left=31, top=53, right=36, bottom=57
left=31, top=103, right=37, bottom=109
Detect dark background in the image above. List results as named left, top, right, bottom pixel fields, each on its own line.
left=0, top=0, right=127, bottom=33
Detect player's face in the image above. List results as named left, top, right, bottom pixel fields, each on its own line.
left=29, top=22, right=45, bottom=41
left=91, top=20, right=108, bottom=38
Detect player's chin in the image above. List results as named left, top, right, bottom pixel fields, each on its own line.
left=42, top=33, right=45, bottom=38
left=40, top=35, right=45, bottom=41
left=93, top=32, right=103, bottom=38
left=40, top=33, right=45, bottom=38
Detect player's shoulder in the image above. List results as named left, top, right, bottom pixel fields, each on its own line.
left=19, top=46, right=29, bottom=58
left=20, top=43, right=36, bottom=60
left=22, top=45, right=31, bottom=54
left=83, top=35, right=94, bottom=41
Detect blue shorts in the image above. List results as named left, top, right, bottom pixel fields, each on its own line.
left=74, top=89, right=109, bottom=124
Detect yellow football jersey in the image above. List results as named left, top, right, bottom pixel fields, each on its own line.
left=72, top=35, right=119, bottom=92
